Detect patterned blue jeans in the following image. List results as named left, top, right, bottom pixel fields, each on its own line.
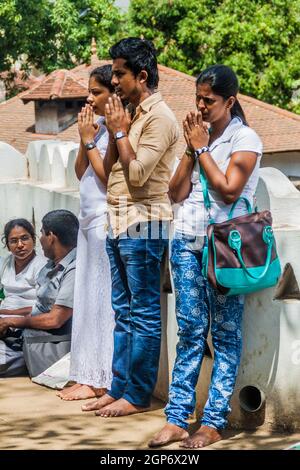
left=165, top=235, right=244, bottom=430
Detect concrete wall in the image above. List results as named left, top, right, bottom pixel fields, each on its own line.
left=261, top=151, right=300, bottom=179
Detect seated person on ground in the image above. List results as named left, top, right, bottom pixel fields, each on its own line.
left=0, top=210, right=79, bottom=377
left=0, top=219, right=45, bottom=318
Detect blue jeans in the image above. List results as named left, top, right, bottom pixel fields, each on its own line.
left=106, top=222, right=168, bottom=407
left=165, top=235, right=244, bottom=430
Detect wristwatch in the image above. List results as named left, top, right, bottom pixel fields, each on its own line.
left=114, top=130, right=127, bottom=140
left=84, top=141, right=96, bottom=151
left=185, top=146, right=194, bottom=158
left=194, top=146, right=210, bottom=158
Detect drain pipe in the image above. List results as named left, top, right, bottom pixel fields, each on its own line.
left=239, top=385, right=266, bottom=412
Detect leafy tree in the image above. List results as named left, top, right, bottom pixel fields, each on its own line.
left=0, top=0, right=123, bottom=75
left=47, top=0, right=124, bottom=71
left=0, top=0, right=52, bottom=73
left=128, top=0, right=300, bottom=113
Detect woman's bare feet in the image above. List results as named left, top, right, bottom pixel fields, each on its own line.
left=180, top=425, right=222, bottom=448
left=81, top=393, right=116, bottom=412
left=95, top=398, right=150, bottom=417
left=56, top=383, right=81, bottom=399
left=60, top=385, right=106, bottom=401
left=148, top=423, right=189, bottom=448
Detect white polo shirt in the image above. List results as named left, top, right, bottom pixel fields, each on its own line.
left=174, top=117, right=263, bottom=237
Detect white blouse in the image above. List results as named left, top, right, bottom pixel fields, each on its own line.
left=174, top=117, right=263, bottom=237
left=0, top=253, right=46, bottom=311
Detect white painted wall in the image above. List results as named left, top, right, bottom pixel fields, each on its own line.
left=0, top=142, right=27, bottom=179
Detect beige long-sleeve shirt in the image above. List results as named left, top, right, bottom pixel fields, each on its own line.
left=107, top=92, right=179, bottom=237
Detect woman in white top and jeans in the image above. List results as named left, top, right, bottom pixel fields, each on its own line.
left=57, top=65, right=115, bottom=401
left=149, top=65, right=262, bottom=448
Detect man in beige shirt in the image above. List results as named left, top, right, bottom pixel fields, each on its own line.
left=82, top=37, right=179, bottom=418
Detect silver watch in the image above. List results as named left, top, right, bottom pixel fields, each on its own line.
left=194, top=146, right=210, bottom=158
left=114, top=130, right=127, bottom=140
left=84, top=141, right=96, bottom=151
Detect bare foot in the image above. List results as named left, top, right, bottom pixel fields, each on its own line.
left=81, top=393, right=116, bottom=412
left=180, top=425, right=222, bottom=448
left=96, top=398, right=150, bottom=417
left=148, top=423, right=189, bottom=448
left=61, top=385, right=106, bottom=401
left=56, top=383, right=81, bottom=399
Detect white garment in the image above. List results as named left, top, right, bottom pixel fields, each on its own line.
left=174, top=117, right=263, bottom=236
left=0, top=254, right=46, bottom=311
left=69, top=117, right=114, bottom=388
left=78, top=116, right=108, bottom=230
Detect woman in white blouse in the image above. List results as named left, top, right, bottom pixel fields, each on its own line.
left=57, top=65, right=115, bottom=401
left=0, top=219, right=45, bottom=317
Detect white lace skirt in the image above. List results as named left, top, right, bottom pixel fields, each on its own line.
left=69, top=222, right=114, bottom=388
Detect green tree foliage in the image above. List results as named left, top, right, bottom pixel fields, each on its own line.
left=0, top=0, right=123, bottom=74
left=128, top=0, right=300, bottom=113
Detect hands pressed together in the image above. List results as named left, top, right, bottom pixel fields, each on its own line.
left=78, top=95, right=131, bottom=145
left=78, top=104, right=99, bottom=145
left=104, top=94, right=131, bottom=136
left=183, top=111, right=210, bottom=151
left=78, top=95, right=210, bottom=152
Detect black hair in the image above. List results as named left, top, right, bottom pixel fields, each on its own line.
left=196, top=64, right=248, bottom=125
left=109, top=37, right=159, bottom=89
left=2, top=218, right=36, bottom=248
left=89, top=64, right=114, bottom=93
left=42, top=210, right=79, bottom=248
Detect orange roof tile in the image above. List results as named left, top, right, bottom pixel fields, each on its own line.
left=1, top=60, right=300, bottom=155
left=21, top=69, right=88, bottom=102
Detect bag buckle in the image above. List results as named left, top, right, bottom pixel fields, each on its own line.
left=228, top=230, right=242, bottom=251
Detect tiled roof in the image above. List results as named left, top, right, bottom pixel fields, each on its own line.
left=1, top=60, right=300, bottom=155
left=21, top=69, right=88, bottom=102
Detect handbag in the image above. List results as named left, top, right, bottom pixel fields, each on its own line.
left=200, top=167, right=281, bottom=296
left=22, top=328, right=71, bottom=378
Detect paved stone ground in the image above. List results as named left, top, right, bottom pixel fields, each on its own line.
left=1, top=377, right=300, bottom=450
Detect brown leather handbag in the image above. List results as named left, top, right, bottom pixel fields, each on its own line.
left=200, top=168, right=281, bottom=296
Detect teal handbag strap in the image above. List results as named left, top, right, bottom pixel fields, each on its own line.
left=199, top=166, right=214, bottom=223
left=228, top=227, right=274, bottom=282
left=229, top=197, right=252, bottom=219
left=199, top=166, right=253, bottom=222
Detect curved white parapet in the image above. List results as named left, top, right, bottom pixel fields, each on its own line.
left=256, top=167, right=300, bottom=228
left=38, top=142, right=60, bottom=183
left=26, top=140, right=58, bottom=181
left=52, top=142, right=78, bottom=188
left=0, top=180, right=80, bottom=257
left=66, top=147, right=80, bottom=190
left=0, top=142, right=27, bottom=179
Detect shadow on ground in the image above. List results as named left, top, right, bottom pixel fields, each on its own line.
left=1, top=378, right=299, bottom=450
